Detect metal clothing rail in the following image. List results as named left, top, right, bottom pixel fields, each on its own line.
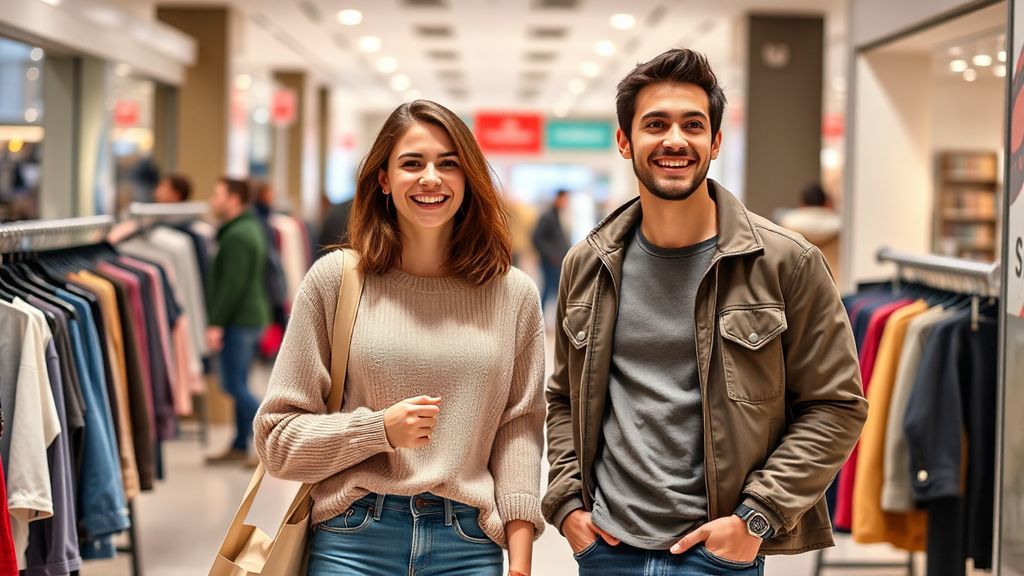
left=877, top=247, right=1000, bottom=297
left=0, top=215, right=116, bottom=253
left=127, top=201, right=208, bottom=219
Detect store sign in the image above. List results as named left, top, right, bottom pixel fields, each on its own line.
left=114, top=100, right=138, bottom=127
left=546, top=120, right=614, bottom=150
left=475, top=112, right=542, bottom=154
left=272, top=89, right=297, bottom=127
left=1010, top=32, right=1024, bottom=318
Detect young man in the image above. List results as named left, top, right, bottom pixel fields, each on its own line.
left=543, top=48, right=868, bottom=575
left=205, top=177, right=271, bottom=465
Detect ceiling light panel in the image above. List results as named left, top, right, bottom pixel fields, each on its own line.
left=525, top=51, right=558, bottom=62
left=528, top=26, right=568, bottom=39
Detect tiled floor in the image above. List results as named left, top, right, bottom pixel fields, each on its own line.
left=80, top=343, right=924, bottom=576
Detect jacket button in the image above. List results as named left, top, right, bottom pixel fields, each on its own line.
left=916, top=470, right=929, bottom=483
left=748, top=332, right=760, bottom=343
left=577, top=330, right=586, bottom=341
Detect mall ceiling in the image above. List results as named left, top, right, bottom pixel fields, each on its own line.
left=151, top=0, right=847, bottom=115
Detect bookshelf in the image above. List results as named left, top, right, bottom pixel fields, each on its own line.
left=933, top=151, right=1001, bottom=262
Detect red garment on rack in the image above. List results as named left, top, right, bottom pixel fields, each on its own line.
left=0, top=455, right=20, bottom=575
left=833, top=299, right=914, bottom=530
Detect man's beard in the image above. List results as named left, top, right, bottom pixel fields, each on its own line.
left=632, top=151, right=710, bottom=201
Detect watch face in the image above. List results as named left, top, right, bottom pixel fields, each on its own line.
left=749, top=514, right=770, bottom=536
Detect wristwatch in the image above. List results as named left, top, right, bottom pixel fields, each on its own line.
left=734, top=504, right=775, bottom=540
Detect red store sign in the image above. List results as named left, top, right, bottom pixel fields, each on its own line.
left=475, top=112, right=543, bottom=154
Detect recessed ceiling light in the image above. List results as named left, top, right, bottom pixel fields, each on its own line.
left=24, top=108, right=38, bottom=122
left=973, top=54, right=993, bottom=67
left=595, top=40, right=616, bottom=57
left=29, top=48, right=43, bottom=61
left=390, top=74, right=411, bottom=91
left=950, top=59, right=968, bottom=73
left=337, top=9, right=363, bottom=26
left=359, top=36, right=382, bottom=53
left=377, top=57, right=398, bottom=74
left=234, top=74, right=253, bottom=90
left=947, top=46, right=963, bottom=57
left=26, top=67, right=39, bottom=81
left=581, top=61, right=600, bottom=77
left=995, top=64, right=1007, bottom=78
left=963, top=68, right=977, bottom=82
left=610, top=13, right=636, bottom=30
left=998, top=50, right=1007, bottom=63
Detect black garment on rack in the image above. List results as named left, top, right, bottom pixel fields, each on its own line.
left=904, top=307, right=999, bottom=575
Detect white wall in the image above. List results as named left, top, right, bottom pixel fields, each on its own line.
left=851, top=0, right=987, bottom=48
left=847, top=52, right=934, bottom=285
left=931, top=77, right=1005, bottom=151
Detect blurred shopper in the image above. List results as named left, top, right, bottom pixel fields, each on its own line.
left=153, top=173, right=192, bottom=203
left=779, top=183, right=841, bottom=283
left=254, top=100, right=544, bottom=576
left=531, top=189, right=572, bottom=313
left=206, top=177, right=270, bottom=466
left=543, top=49, right=867, bottom=575
left=249, top=179, right=289, bottom=326
left=316, top=197, right=354, bottom=256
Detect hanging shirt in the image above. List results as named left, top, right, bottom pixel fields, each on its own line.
left=852, top=300, right=929, bottom=550
left=0, top=300, right=59, bottom=570
left=834, top=298, right=914, bottom=530
left=17, top=300, right=82, bottom=576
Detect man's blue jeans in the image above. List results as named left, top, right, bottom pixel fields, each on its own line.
left=575, top=538, right=765, bottom=576
left=307, top=493, right=503, bottom=575
left=219, top=325, right=263, bottom=452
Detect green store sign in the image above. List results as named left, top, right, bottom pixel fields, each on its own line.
left=545, top=120, right=614, bottom=151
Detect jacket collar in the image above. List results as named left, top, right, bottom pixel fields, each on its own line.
left=587, top=179, right=763, bottom=262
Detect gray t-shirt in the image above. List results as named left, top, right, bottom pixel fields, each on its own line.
left=591, top=227, right=717, bottom=550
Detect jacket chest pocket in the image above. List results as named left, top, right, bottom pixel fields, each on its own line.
left=717, top=305, right=787, bottom=404
left=562, top=303, right=592, bottom=398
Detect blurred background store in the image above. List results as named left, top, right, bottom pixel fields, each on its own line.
left=0, top=0, right=1022, bottom=574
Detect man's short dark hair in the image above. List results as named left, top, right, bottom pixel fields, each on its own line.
left=801, top=183, right=828, bottom=207
left=165, top=174, right=192, bottom=201
left=616, top=48, right=727, bottom=142
left=220, top=177, right=251, bottom=204
left=555, top=189, right=569, bottom=199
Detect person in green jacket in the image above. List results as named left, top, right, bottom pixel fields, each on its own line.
left=206, top=177, right=271, bottom=465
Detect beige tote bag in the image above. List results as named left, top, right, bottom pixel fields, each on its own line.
left=210, top=250, right=363, bottom=576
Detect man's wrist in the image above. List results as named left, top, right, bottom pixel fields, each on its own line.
left=734, top=501, right=776, bottom=540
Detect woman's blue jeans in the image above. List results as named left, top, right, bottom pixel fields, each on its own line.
left=307, top=493, right=503, bottom=575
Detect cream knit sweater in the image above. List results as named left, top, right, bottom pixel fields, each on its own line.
left=254, top=250, right=546, bottom=548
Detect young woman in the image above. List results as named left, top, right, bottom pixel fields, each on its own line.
left=254, top=100, right=545, bottom=576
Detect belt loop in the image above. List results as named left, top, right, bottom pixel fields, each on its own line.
left=444, top=498, right=453, bottom=527
left=373, top=493, right=385, bottom=520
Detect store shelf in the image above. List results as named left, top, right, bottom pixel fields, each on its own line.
left=934, top=150, right=1002, bottom=261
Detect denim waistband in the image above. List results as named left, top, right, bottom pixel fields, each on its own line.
left=352, top=493, right=478, bottom=523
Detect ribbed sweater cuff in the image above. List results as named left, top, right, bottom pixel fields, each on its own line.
left=336, top=409, right=395, bottom=454
left=497, top=493, right=545, bottom=537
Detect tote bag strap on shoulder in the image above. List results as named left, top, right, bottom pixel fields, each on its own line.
left=211, top=249, right=363, bottom=576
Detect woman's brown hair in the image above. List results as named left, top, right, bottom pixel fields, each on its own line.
left=346, top=100, right=512, bottom=286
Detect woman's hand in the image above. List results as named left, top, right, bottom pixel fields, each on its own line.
left=383, top=396, right=441, bottom=448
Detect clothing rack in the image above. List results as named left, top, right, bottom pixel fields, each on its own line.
left=128, top=201, right=208, bottom=220
left=124, top=201, right=212, bottom=449
left=814, top=248, right=1001, bottom=576
left=0, top=215, right=115, bottom=254
left=0, top=215, right=144, bottom=576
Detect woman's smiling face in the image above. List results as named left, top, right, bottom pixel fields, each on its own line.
left=378, top=121, right=467, bottom=237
